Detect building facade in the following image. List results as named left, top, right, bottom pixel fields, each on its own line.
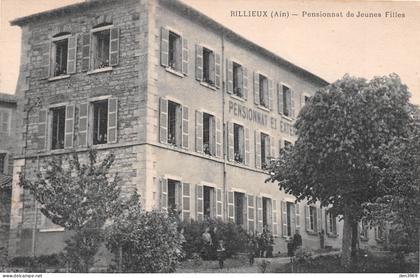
left=8, top=0, right=382, bottom=258
left=0, top=93, right=19, bottom=262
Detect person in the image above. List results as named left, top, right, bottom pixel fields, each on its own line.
left=319, top=229, right=325, bottom=249
left=216, top=239, right=226, bottom=269
left=201, top=227, right=213, bottom=260
left=257, top=231, right=265, bottom=258
left=247, top=232, right=257, bottom=266
left=261, top=226, right=269, bottom=257
left=292, top=230, right=302, bottom=256
left=254, top=232, right=261, bottom=258
left=266, top=232, right=274, bottom=258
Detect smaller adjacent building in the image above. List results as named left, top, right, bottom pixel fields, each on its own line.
left=0, top=93, right=19, bottom=263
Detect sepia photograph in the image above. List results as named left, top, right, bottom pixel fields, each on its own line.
left=0, top=0, right=419, bottom=275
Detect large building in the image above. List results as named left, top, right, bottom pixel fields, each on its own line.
left=0, top=93, right=19, bottom=262
left=8, top=0, right=382, bottom=258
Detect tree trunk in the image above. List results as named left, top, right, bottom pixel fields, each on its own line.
left=341, top=206, right=353, bottom=270
left=351, top=221, right=359, bottom=270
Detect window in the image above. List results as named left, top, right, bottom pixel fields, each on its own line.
left=202, top=47, right=215, bottom=85
left=283, top=85, right=292, bottom=117
left=51, top=107, right=65, bottom=150
left=92, top=101, right=108, bottom=145
left=262, top=197, right=271, bottom=228
left=286, top=202, right=295, bottom=237
left=259, top=74, right=269, bottom=108
left=0, top=153, right=5, bottom=174
left=261, top=133, right=270, bottom=169
left=167, top=179, right=182, bottom=214
left=93, top=29, right=110, bottom=69
left=0, top=109, right=11, bottom=136
left=168, top=101, right=182, bottom=147
left=168, top=31, right=182, bottom=72
left=203, top=113, right=215, bottom=156
left=233, top=62, right=243, bottom=97
left=233, top=123, right=244, bottom=163
left=203, top=186, right=215, bottom=218
left=53, top=39, right=68, bottom=76
left=327, top=211, right=337, bottom=235
left=376, top=224, right=385, bottom=241
left=234, top=192, right=246, bottom=226
left=309, top=206, right=317, bottom=231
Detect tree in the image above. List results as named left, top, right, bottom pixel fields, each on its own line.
left=105, top=193, right=185, bottom=273
left=268, top=74, right=413, bottom=269
left=366, top=111, right=420, bottom=253
left=20, top=150, right=121, bottom=272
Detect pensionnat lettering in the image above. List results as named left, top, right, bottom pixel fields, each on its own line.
left=301, top=10, right=405, bottom=18
left=228, top=100, right=295, bottom=136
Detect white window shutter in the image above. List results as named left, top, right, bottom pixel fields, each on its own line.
left=216, top=188, right=223, bottom=219
left=253, top=72, right=260, bottom=105
left=268, top=79, right=273, bottom=110
left=305, top=205, right=310, bottom=232
left=244, top=127, right=250, bottom=166
left=160, top=27, right=169, bottom=67
left=317, top=207, right=322, bottom=233
left=196, top=184, right=203, bottom=221
left=215, top=118, right=222, bottom=158
left=182, top=183, right=191, bottom=221
left=255, top=130, right=261, bottom=169
left=278, top=83, right=283, bottom=115
left=281, top=201, right=288, bottom=237
left=270, top=135, right=275, bottom=159
left=325, top=210, right=331, bottom=235
left=272, top=200, right=278, bottom=236
left=247, top=194, right=255, bottom=233
left=256, top=197, right=263, bottom=233
left=64, top=104, right=75, bottom=149
left=243, top=67, right=248, bottom=100
left=227, top=122, right=234, bottom=161
left=109, top=27, right=120, bottom=66
left=182, top=37, right=188, bottom=75
left=41, top=42, right=51, bottom=79
left=159, top=98, right=168, bottom=144
left=160, top=178, right=168, bottom=211
left=226, top=59, right=233, bottom=94
left=215, top=53, right=221, bottom=88
left=107, top=98, right=118, bottom=144
left=38, top=109, right=48, bottom=150
left=295, top=202, right=301, bottom=232
left=67, top=35, right=77, bottom=74
left=81, top=33, right=91, bottom=72
left=182, top=106, right=189, bottom=150
left=78, top=103, right=88, bottom=147
left=195, top=110, right=203, bottom=153
left=227, top=191, right=235, bottom=222
left=195, top=44, right=203, bottom=81
left=291, top=90, right=296, bottom=118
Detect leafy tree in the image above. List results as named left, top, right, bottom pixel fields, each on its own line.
left=268, top=74, right=413, bottom=269
left=105, top=193, right=185, bottom=273
left=366, top=112, right=420, bottom=253
left=20, top=150, right=121, bottom=272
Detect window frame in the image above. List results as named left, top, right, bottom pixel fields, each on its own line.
left=49, top=106, right=66, bottom=150
left=309, top=206, right=317, bottom=232
left=203, top=185, right=216, bottom=219
left=0, top=152, right=7, bottom=174
left=232, top=189, right=247, bottom=228
left=260, top=132, right=270, bottom=170
left=0, top=108, right=12, bottom=136
left=87, top=95, right=113, bottom=147
left=282, top=84, right=292, bottom=117
left=202, top=112, right=216, bottom=156
left=167, top=100, right=183, bottom=147
left=232, top=61, right=244, bottom=98
left=90, top=24, right=114, bottom=72
left=201, top=46, right=216, bottom=87
left=258, top=73, right=269, bottom=109
left=167, top=30, right=183, bottom=73
left=233, top=122, right=245, bottom=164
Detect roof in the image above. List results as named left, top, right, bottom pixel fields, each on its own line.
left=0, top=93, right=18, bottom=104
left=10, top=0, right=329, bottom=87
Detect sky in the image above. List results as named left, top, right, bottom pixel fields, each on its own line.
left=0, top=0, right=419, bottom=105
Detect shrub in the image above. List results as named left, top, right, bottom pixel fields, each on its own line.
left=105, top=193, right=185, bottom=273
left=180, top=218, right=249, bottom=259
left=8, top=254, right=65, bottom=272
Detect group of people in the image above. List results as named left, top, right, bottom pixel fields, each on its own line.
left=201, top=227, right=226, bottom=269
left=246, top=226, right=275, bottom=266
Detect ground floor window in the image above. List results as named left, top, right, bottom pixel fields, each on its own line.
left=167, top=179, right=181, bottom=214
left=286, top=202, right=296, bottom=237
left=234, top=192, right=246, bottom=226
left=203, top=186, right=215, bottom=218
left=92, top=100, right=108, bottom=145
left=309, top=206, right=317, bottom=231
left=262, top=197, right=272, bottom=228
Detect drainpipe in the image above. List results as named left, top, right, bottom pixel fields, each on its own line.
left=31, top=155, right=40, bottom=257
left=220, top=32, right=227, bottom=221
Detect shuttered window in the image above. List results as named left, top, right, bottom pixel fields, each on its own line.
left=234, top=192, right=247, bottom=229
left=160, top=99, right=188, bottom=149
left=0, top=109, right=11, bottom=136
left=196, top=45, right=220, bottom=88
left=203, top=185, right=216, bottom=219
left=262, top=197, right=272, bottom=232
left=305, top=205, right=320, bottom=233
left=161, top=27, right=188, bottom=75
left=226, top=60, right=247, bottom=99
left=86, top=25, right=119, bottom=71
left=326, top=211, right=338, bottom=236
left=50, top=107, right=65, bottom=150
left=48, top=33, right=77, bottom=77
left=281, top=85, right=295, bottom=118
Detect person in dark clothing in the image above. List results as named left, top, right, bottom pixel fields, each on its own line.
left=247, top=232, right=257, bottom=266
left=292, top=230, right=303, bottom=255
left=216, top=240, right=226, bottom=269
